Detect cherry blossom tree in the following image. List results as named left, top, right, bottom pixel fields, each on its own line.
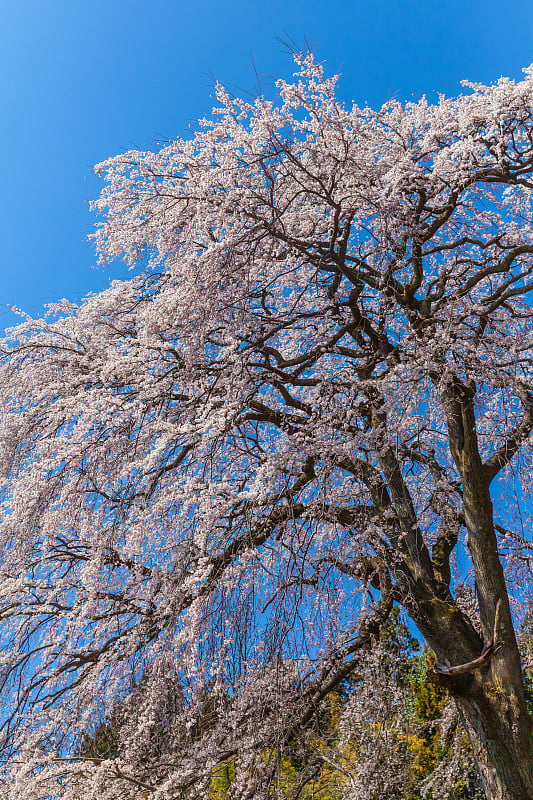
left=0, top=54, right=533, bottom=800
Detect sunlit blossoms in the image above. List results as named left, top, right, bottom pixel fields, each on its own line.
left=0, top=55, right=532, bottom=799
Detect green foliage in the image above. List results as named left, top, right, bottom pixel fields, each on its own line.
left=202, top=610, right=484, bottom=799
left=407, top=650, right=448, bottom=778
left=78, top=609, right=487, bottom=799
left=77, top=719, right=120, bottom=761
left=209, top=761, right=235, bottom=799
left=519, top=603, right=533, bottom=717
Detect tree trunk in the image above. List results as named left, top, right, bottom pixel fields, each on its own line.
left=427, top=382, right=533, bottom=798
left=455, top=679, right=533, bottom=800
left=416, top=605, right=533, bottom=800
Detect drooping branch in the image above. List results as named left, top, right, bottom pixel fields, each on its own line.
left=2, top=53, right=533, bottom=800
left=484, top=387, right=533, bottom=483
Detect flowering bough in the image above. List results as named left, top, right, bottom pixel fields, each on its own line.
left=0, top=55, right=533, bottom=799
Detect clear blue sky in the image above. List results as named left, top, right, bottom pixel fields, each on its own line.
left=1, top=0, right=532, bottom=332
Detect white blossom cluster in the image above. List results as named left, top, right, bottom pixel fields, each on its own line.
left=0, top=54, right=531, bottom=797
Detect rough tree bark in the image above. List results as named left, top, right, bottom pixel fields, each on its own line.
left=365, top=377, right=533, bottom=799
left=428, top=384, right=533, bottom=800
